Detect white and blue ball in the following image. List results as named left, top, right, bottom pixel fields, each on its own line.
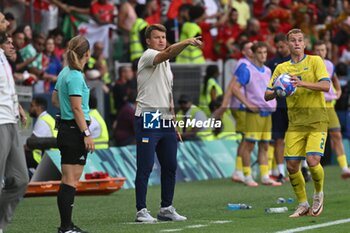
left=273, top=74, right=297, bottom=97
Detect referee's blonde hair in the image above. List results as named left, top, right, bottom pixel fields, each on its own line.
left=66, top=35, right=90, bottom=71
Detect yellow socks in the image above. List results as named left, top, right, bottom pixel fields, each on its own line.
left=243, top=166, right=251, bottom=177
left=309, top=163, right=324, bottom=193
left=235, top=156, right=243, bottom=171
left=337, top=154, right=348, bottom=170
left=289, top=170, right=307, bottom=203
left=268, top=144, right=274, bottom=171
left=260, top=165, right=269, bottom=178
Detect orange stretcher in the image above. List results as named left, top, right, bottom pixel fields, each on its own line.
left=25, top=177, right=126, bottom=197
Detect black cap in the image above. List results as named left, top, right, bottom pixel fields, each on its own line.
left=178, top=94, right=191, bottom=104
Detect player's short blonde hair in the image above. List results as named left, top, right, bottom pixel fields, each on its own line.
left=286, top=28, right=304, bottom=41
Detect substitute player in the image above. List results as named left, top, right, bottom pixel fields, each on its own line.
left=265, top=29, right=330, bottom=217
left=314, top=40, right=350, bottom=179
left=215, top=41, right=254, bottom=183
left=227, top=42, right=279, bottom=187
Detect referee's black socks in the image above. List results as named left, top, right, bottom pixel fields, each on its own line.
left=57, top=183, right=76, bottom=228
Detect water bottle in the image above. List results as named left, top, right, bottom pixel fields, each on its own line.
left=276, top=197, right=286, bottom=204
left=265, top=207, right=288, bottom=213
left=227, top=203, right=252, bottom=210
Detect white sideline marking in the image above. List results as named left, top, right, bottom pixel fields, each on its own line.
left=158, top=219, right=231, bottom=232
left=124, top=221, right=168, bottom=225
left=211, top=220, right=232, bottom=224
left=275, top=218, right=350, bottom=233
left=186, top=224, right=208, bottom=228
left=160, top=229, right=183, bottom=232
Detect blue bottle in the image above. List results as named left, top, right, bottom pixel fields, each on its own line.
left=227, top=203, right=252, bottom=210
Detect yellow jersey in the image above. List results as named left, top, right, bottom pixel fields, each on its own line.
left=268, top=55, right=330, bottom=127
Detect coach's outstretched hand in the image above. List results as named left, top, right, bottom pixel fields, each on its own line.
left=186, top=36, right=203, bottom=47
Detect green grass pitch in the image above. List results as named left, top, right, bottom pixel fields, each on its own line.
left=6, top=166, right=350, bottom=233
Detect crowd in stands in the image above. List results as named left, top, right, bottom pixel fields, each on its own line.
left=1, top=0, right=350, bottom=147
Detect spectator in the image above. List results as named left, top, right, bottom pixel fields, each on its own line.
left=0, top=32, right=16, bottom=70
left=334, top=62, right=350, bottom=138
left=209, top=95, right=237, bottom=140
left=44, top=37, right=61, bottom=93
left=4, top=12, right=16, bottom=35
left=112, top=65, right=134, bottom=114
left=117, top=0, right=137, bottom=61
left=89, top=94, right=109, bottom=149
left=0, top=32, right=36, bottom=83
left=244, top=18, right=266, bottom=42
left=12, top=29, right=36, bottom=73
left=199, top=64, right=223, bottom=116
left=164, top=3, right=191, bottom=45
left=231, top=0, right=251, bottom=29
left=25, top=97, right=57, bottom=169
left=145, top=0, right=160, bottom=25
left=49, top=28, right=65, bottom=61
left=339, top=37, right=350, bottom=65
left=20, top=32, right=56, bottom=94
left=198, top=6, right=229, bottom=61
left=130, top=4, right=148, bottom=62
left=176, top=5, right=205, bottom=63
left=50, top=0, right=92, bottom=39
left=263, top=18, right=284, bottom=57
left=16, top=24, right=33, bottom=46
left=176, top=94, right=211, bottom=141
left=85, top=41, right=111, bottom=87
left=113, top=90, right=137, bottom=146
left=118, top=0, right=138, bottom=33
left=91, top=0, right=116, bottom=25
left=328, top=0, right=350, bottom=63
left=166, top=0, right=192, bottom=20
left=216, top=7, right=242, bottom=59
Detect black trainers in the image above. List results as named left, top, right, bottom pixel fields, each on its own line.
left=301, top=167, right=311, bottom=182
left=58, top=224, right=89, bottom=233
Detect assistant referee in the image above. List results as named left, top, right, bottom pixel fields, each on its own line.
left=52, top=35, right=94, bottom=233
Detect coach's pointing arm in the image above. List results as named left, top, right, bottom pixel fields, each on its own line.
left=153, top=37, right=202, bottom=65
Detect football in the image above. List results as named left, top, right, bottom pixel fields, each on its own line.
left=273, top=74, right=297, bottom=97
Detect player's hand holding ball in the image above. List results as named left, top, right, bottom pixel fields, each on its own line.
left=273, top=73, right=297, bottom=97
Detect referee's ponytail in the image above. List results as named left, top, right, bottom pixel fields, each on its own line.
left=66, top=35, right=90, bottom=71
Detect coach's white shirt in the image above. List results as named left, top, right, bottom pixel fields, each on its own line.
left=135, top=48, right=174, bottom=120
left=0, top=48, right=18, bottom=125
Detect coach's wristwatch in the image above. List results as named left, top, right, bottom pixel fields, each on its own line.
left=83, top=128, right=91, bottom=137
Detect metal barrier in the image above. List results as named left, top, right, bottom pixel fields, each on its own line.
left=16, top=85, right=33, bottom=106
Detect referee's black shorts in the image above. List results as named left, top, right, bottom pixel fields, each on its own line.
left=57, top=120, right=88, bottom=165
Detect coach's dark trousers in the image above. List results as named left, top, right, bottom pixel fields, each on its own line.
left=135, top=117, right=178, bottom=211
